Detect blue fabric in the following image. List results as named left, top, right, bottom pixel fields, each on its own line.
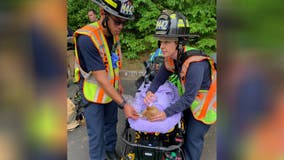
left=77, top=35, right=115, bottom=92
left=150, top=48, right=162, bottom=61
left=147, top=58, right=212, bottom=160
left=83, top=100, right=118, bottom=160
left=183, top=109, right=210, bottom=160
left=77, top=34, right=118, bottom=160
left=31, top=25, right=63, bottom=81
left=111, top=52, right=119, bottom=68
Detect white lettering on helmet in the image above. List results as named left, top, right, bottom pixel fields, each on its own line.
left=120, top=2, right=134, bottom=16
left=156, top=20, right=168, bottom=31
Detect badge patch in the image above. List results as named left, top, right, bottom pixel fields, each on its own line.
left=120, top=2, right=134, bottom=16
left=156, top=19, right=169, bottom=31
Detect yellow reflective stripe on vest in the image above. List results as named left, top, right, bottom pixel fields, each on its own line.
left=195, top=72, right=217, bottom=124
left=163, top=46, right=217, bottom=124
left=83, top=81, right=113, bottom=103
left=73, top=23, right=103, bottom=82
left=192, top=91, right=208, bottom=114
left=180, top=55, right=217, bottom=124
left=73, top=22, right=121, bottom=104
left=73, top=32, right=81, bottom=83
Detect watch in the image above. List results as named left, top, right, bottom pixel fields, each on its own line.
left=118, top=98, right=127, bottom=109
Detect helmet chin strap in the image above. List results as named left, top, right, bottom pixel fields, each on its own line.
left=176, top=39, right=184, bottom=75
left=102, top=16, right=113, bottom=37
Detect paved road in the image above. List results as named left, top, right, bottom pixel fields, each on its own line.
left=67, top=75, right=216, bottom=160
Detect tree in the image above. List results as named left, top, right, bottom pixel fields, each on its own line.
left=67, top=0, right=99, bottom=31
left=67, top=0, right=216, bottom=59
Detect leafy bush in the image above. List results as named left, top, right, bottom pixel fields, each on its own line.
left=68, top=0, right=216, bottom=59
left=67, top=0, right=99, bottom=31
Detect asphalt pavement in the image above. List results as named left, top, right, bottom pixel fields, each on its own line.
left=67, top=71, right=216, bottom=160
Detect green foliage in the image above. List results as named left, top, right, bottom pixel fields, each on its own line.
left=67, top=0, right=216, bottom=59
left=67, top=0, right=99, bottom=31
left=196, top=38, right=216, bottom=55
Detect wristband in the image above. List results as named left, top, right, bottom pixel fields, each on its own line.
left=118, top=98, right=127, bottom=109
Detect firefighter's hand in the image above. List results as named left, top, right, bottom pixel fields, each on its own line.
left=148, top=111, right=167, bottom=122
left=144, top=91, right=157, bottom=106
left=123, top=104, right=139, bottom=120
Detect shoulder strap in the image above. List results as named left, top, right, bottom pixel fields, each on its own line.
left=180, top=49, right=209, bottom=65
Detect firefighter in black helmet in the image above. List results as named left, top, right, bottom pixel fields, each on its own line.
left=155, top=9, right=190, bottom=38
left=73, top=0, right=138, bottom=160
left=144, top=9, right=217, bottom=160
left=92, top=0, right=134, bottom=36
left=92, top=0, right=134, bottom=20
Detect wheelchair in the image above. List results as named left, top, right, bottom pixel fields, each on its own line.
left=121, top=54, right=186, bottom=160
left=120, top=119, right=185, bottom=160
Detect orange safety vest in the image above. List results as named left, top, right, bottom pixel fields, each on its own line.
left=73, top=22, right=122, bottom=103
left=165, top=47, right=217, bottom=124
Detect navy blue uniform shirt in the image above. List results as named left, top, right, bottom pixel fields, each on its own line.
left=77, top=35, right=114, bottom=72
left=148, top=60, right=211, bottom=117
left=76, top=34, right=114, bottom=89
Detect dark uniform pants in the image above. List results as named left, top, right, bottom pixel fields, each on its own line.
left=84, top=100, right=118, bottom=160
left=183, top=109, right=210, bottom=160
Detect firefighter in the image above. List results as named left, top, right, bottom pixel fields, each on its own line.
left=144, top=9, right=217, bottom=160
left=73, top=0, right=139, bottom=159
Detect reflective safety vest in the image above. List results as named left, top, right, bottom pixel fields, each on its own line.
left=73, top=22, right=122, bottom=104
left=164, top=46, right=217, bottom=124
left=148, top=48, right=183, bottom=95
